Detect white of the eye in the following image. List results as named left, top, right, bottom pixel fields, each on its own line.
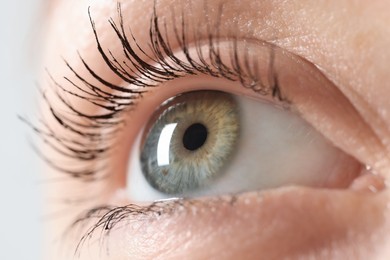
left=127, top=95, right=349, bottom=201
left=157, top=123, right=177, bottom=166
left=199, top=96, right=346, bottom=197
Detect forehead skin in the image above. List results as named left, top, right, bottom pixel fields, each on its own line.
left=42, top=0, right=390, bottom=259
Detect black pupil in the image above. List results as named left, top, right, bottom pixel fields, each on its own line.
left=182, top=123, right=208, bottom=151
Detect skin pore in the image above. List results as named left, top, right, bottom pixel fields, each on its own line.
left=41, top=0, right=390, bottom=259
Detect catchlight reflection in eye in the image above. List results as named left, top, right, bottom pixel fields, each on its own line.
left=156, top=123, right=178, bottom=166
left=127, top=90, right=361, bottom=202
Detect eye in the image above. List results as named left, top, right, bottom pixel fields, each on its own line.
left=35, top=3, right=371, bottom=208
left=127, top=89, right=361, bottom=201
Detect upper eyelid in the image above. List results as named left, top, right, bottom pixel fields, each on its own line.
left=37, top=3, right=294, bottom=181
left=38, top=1, right=384, bottom=183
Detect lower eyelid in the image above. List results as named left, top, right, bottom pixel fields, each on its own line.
left=73, top=186, right=389, bottom=259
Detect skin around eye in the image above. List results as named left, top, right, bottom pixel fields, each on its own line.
left=40, top=0, right=390, bottom=259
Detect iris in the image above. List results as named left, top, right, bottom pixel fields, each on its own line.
left=140, top=91, right=240, bottom=195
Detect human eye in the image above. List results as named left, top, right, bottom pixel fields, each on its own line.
left=129, top=86, right=360, bottom=201
left=35, top=1, right=390, bottom=259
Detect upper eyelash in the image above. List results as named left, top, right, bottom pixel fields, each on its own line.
left=33, top=2, right=284, bottom=181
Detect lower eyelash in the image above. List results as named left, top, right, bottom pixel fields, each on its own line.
left=70, top=195, right=239, bottom=256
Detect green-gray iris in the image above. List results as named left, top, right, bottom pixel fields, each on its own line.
left=140, top=91, right=240, bottom=195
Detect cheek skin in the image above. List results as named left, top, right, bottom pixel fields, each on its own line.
left=78, top=188, right=390, bottom=260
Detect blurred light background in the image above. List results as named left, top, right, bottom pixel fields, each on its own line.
left=0, top=0, right=43, bottom=259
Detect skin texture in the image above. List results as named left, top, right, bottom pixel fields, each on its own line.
left=41, top=0, right=390, bottom=259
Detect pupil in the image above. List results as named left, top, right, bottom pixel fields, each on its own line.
left=182, top=123, right=208, bottom=151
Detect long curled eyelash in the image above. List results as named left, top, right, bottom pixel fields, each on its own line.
left=31, top=2, right=284, bottom=182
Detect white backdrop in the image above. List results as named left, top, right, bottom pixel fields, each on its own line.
left=0, top=0, right=42, bottom=259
